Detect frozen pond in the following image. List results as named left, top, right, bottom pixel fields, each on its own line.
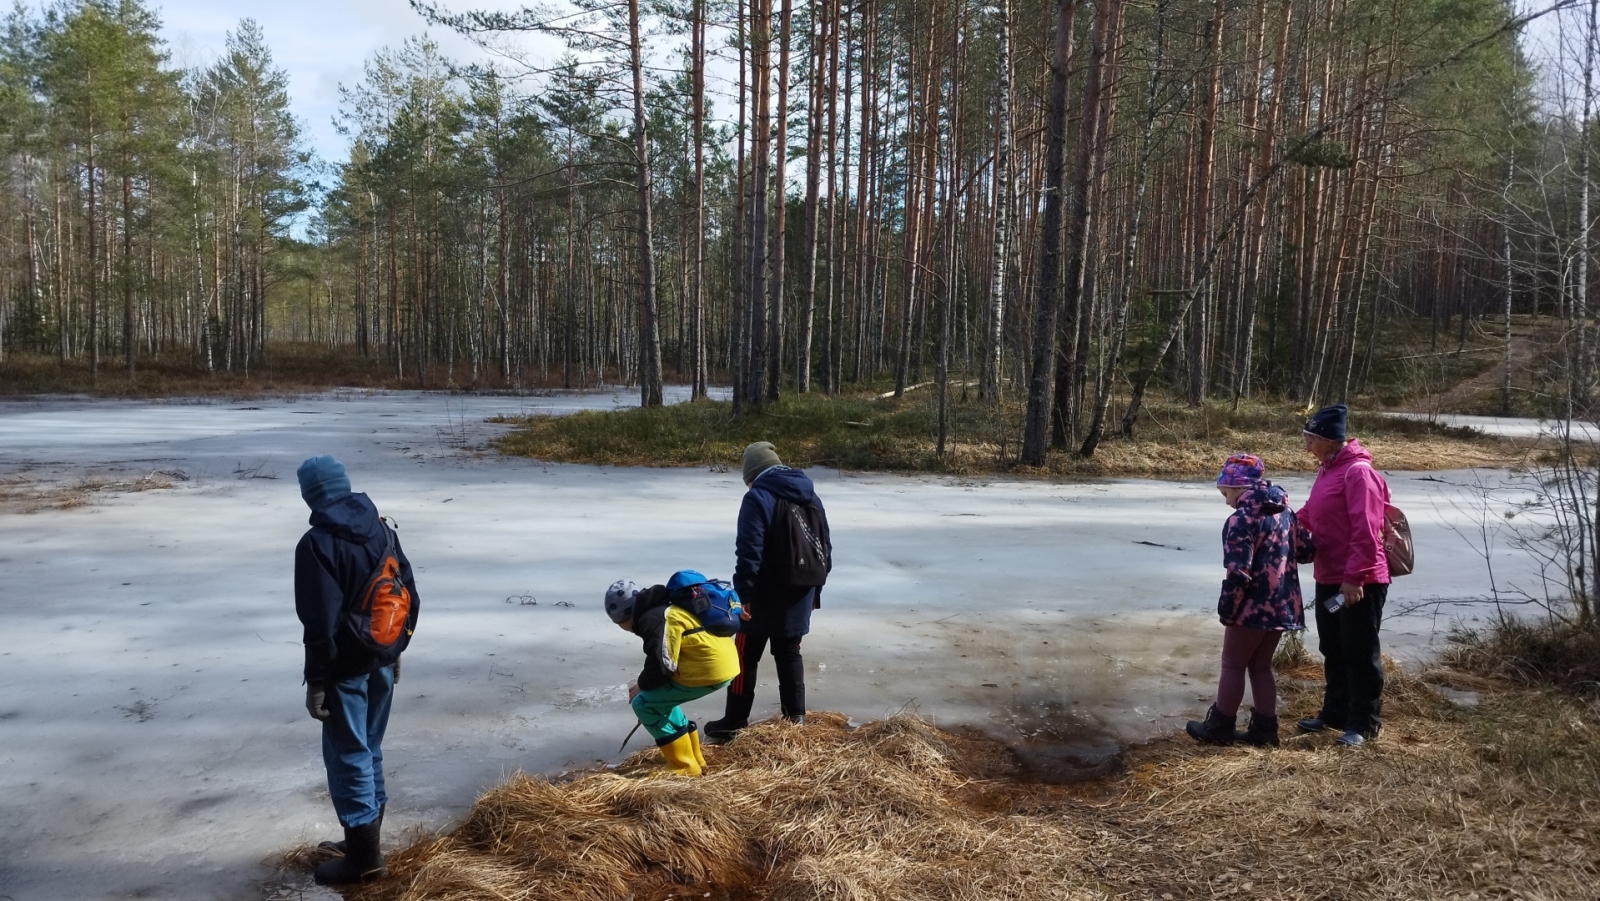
left=0, top=390, right=1539, bottom=900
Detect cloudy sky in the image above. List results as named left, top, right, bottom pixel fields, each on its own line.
left=156, top=0, right=542, bottom=166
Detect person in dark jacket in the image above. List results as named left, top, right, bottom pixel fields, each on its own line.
left=294, top=455, right=418, bottom=886
left=705, top=442, right=831, bottom=743
left=1186, top=454, right=1313, bottom=747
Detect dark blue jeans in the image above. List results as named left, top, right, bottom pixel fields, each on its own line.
left=322, top=665, right=394, bottom=828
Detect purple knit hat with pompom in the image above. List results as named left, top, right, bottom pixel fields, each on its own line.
left=1216, top=453, right=1265, bottom=487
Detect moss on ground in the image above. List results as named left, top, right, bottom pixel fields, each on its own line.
left=492, top=387, right=1527, bottom=478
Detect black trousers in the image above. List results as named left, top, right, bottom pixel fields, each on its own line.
left=721, top=631, right=805, bottom=724
left=1312, top=581, right=1388, bottom=735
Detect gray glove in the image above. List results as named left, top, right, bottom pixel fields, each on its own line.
left=392, top=656, right=402, bottom=684
left=305, top=684, right=330, bottom=721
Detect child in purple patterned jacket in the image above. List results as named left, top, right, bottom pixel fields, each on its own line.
left=1185, top=453, right=1314, bottom=747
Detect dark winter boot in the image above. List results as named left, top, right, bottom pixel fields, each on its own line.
left=779, top=682, right=806, bottom=724
left=319, top=804, right=383, bottom=856
left=313, top=818, right=386, bottom=885
left=1238, top=711, right=1280, bottom=747
left=703, top=716, right=747, bottom=744
left=1185, top=705, right=1238, bottom=745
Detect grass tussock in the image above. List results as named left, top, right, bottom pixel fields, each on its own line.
left=291, top=666, right=1600, bottom=901
left=493, top=389, right=1522, bottom=478
left=0, top=470, right=178, bottom=513
left=1442, top=615, right=1600, bottom=696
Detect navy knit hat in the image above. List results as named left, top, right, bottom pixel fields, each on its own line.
left=1302, top=404, right=1348, bottom=442
left=297, top=455, right=352, bottom=511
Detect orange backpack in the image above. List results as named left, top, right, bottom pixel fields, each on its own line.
left=343, top=518, right=416, bottom=655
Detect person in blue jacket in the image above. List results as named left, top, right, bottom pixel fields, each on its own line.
left=294, top=455, right=419, bottom=886
left=705, top=442, right=831, bottom=743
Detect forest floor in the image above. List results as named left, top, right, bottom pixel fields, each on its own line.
left=492, top=389, right=1531, bottom=478
left=272, top=632, right=1600, bottom=901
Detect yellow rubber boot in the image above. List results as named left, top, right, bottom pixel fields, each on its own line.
left=658, top=731, right=702, bottom=776
left=687, top=724, right=708, bottom=771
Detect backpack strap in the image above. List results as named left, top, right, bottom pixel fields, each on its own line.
left=789, top=502, right=829, bottom=562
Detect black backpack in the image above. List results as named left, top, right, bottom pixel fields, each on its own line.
left=768, top=499, right=831, bottom=588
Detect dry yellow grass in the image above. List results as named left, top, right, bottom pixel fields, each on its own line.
left=0, top=470, right=177, bottom=513
left=494, top=391, right=1528, bottom=479
left=284, top=667, right=1599, bottom=901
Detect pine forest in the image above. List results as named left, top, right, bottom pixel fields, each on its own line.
left=0, top=0, right=1592, bottom=460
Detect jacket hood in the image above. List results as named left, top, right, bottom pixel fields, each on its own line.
left=751, top=465, right=817, bottom=504
left=629, top=585, right=673, bottom=633
left=1326, top=439, right=1374, bottom=470
left=1236, top=480, right=1289, bottom=515
left=308, top=492, right=383, bottom=543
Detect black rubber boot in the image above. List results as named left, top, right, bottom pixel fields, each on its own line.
left=703, top=716, right=747, bottom=744
left=779, top=682, right=806, bottom=724
left=319, top=804, right=383, bottom=856
left=1185, top=705, right=1237, bottom=745
left=1238, top=712, right=1280, bottom=747
left=313, top=818, right=386, bottom=885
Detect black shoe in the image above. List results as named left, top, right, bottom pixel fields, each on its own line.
left=319, top=804, right=383, bottom=856
left=779, top=683, right=806, bottom=723
left=703, top=717, right=747, bottom=744
left=1184, top=705, right=1237, bottom=745
left=783, top=714, right=805, bottom=726
left=1238, top=712, right=1280, bottom=747
left=313, top=818, right=386, bottom=885
left=1296, top=715, right=1344, bottom=734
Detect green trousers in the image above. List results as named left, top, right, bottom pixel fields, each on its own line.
left=631, top=679, right=731, bottom=743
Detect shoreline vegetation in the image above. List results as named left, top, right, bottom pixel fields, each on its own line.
left=279, top=618, right=1600, bottom=901
left=492, top=390, right=1529, bottom=478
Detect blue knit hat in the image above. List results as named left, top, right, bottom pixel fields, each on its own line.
left=297, top=455, right=351, bottom=511
left=1303, top=404, right=1348, bottom=442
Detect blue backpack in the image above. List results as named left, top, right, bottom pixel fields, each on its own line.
left=665, top=570, right=743, bottom=638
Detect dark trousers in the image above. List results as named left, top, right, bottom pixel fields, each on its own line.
left=1312, top=581, right=1388, bottom=736
left=721, top=631, right=805, bottom=724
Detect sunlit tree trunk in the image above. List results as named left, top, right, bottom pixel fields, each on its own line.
left=628, top=0, right=663, bottom=406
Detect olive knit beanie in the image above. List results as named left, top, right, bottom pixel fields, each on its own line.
left=742, top=441, right=782, bottom=486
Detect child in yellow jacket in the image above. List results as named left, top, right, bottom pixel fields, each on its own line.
left=605, top=578, right=740, bottom=775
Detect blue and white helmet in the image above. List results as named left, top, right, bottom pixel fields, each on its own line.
left=604, top=580, right=640, bottom=624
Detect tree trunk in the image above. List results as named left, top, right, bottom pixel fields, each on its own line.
left=1019, top=0, right=1079, bottom=466
left=981, top=0, right=1013, bottom=404
left=796, top=0, right=830, bottom=394
left=628, top=0, right=664, bottom=406
left=748, top=0, right=772, bottom=407
left=766, top=0, right=793, bottom=402
left=691, top=0, right=709, bottom=399
left=1050, top=0, right=1119, bottom=448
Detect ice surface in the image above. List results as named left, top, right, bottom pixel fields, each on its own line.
left=0, top=390, right=1541, bottom=900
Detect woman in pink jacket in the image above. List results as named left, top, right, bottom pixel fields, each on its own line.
left=1295, top=404, right=1391, bottom=747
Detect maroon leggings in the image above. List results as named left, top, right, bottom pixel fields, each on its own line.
left=1215, top=626, right=1283, bottom=718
